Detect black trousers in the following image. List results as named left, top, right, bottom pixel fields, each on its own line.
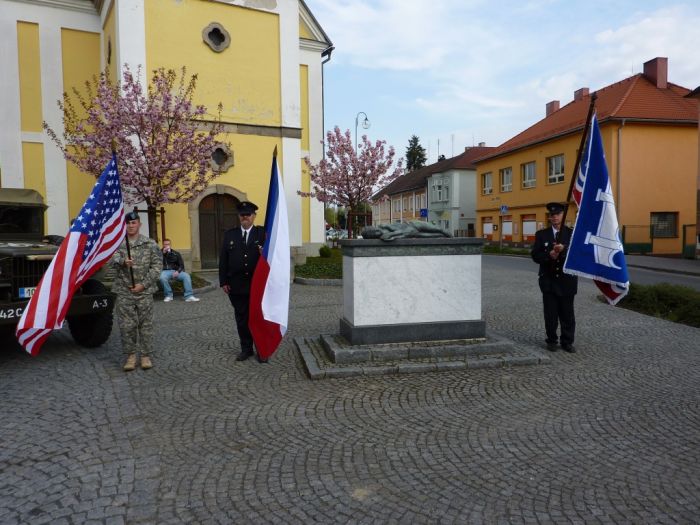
left=542, top=292, right=576, bottom=345
left=228, top=293, right=254, bottom=354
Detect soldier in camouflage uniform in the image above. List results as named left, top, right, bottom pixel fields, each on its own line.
left=109, top=210, right=162, bottom=371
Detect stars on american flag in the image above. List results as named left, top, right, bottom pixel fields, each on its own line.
left=70, top=158, right=124, bottom=259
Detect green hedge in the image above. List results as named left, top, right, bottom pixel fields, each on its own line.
left=618, top=282, right=700, bottom=328
left=295, top=248, right=342, bottom=279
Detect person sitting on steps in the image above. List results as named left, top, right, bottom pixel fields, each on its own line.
left=160, top=238, right=200, bottom=303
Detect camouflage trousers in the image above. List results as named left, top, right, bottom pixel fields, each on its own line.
left=115, top=292, right=154, bottom=356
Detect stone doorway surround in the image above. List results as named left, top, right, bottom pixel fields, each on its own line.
left=189, top=184, right=248, bottom=271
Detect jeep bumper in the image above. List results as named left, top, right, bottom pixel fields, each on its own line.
left=0, top=293, right=115, bottom=326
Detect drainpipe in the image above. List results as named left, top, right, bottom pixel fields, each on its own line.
left=616, top=119, right=626, bottom=219
left=320, top=45, right=334, bottom=158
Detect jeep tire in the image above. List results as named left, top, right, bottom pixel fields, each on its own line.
left=67, top=279, right=113, bottom=348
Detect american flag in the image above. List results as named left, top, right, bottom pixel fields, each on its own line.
left=16, top=154, right=125, bottom=355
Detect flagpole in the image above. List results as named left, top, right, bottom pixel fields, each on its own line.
left=560, top=92, right=597, bottom=229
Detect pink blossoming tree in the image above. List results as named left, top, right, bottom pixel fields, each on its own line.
left=302, top=127, right=403, bottom=234
left=45, top=65, right=227, bottom=239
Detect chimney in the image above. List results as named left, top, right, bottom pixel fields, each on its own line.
left=478, top=141, right=485, bottom=147
left=546, top=100, right=560, bottom=117
left=574, top=87, right=589, bottom=101
left=644, top=57, right=668, bottom=89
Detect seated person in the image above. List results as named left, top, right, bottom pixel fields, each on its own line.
left=160, top=238, right=199, bottom=302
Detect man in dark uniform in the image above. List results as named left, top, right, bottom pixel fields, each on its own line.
left=219, top=201, right=267, bottom=362
left=531, top=202, right=578, bottom=353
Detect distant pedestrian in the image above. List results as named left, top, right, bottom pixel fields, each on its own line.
left=160, top=238, right=200, bottom=302
left=218, top=201, right=267, bottom=362
left=109, top=210, right=162, bottom=371
left=531, top=202, right=578, bottom=352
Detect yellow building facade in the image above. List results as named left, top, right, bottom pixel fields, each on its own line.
left=476, top=59, right=698, bottom=256
left=0, top=0, right=331, bottom=268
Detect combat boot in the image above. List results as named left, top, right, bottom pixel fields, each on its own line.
left=140, top=356, right=153, bottom=370
left=123, top=353, right=137, bottom=372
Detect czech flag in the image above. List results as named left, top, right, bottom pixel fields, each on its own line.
left=249, top=148, right=290, bottom=360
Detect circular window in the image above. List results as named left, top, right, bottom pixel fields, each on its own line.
left=211, top=144, right=234, bottom=172
left=202, top=22, right=231, bottom=53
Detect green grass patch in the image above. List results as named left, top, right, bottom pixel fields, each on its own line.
left=295, top=247, right=342, bottom=279
left=483, top=245, right=531, bottom=256
left=617, top=282, right=700, bottom=328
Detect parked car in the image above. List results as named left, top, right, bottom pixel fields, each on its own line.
left=326, top=228, right=348, bottom=240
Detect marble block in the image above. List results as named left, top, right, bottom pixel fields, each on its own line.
left=339, top=238, right=485, bottom=345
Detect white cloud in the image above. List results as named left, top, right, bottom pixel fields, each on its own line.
left=306, top=1, right=700, bottom=159
left=590, top=5, right=700, bottom=88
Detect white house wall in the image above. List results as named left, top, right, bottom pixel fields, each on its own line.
left=0, top=0, right=101, bottom=234
left=301, top=45, right=326, bottom=245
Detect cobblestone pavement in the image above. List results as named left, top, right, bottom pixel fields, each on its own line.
left=1, top=261, right=699, bottom=524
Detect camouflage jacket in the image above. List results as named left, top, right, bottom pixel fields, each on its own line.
left=109, top=234, right=162, bottom=296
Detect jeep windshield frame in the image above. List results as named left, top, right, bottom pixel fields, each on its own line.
left=0, top=189, right=47, bottom=242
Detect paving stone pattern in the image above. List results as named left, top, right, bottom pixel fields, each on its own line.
left=1, top=262, right=699, bottom=524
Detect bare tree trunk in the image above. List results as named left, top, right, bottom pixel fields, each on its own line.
left=147, top=205, right=159, bottom=242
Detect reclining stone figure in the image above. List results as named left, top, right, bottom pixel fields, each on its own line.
left=361, top=221, right=451, bottom=241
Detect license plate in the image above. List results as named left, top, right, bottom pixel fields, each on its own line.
left=19, top=287, right=37, bottom=298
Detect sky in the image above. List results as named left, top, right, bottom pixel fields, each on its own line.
left=303, top=0, right=700, bottom=164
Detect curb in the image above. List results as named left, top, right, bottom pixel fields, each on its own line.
left=294, top=277, right=342, bottom=286
left=626, top=263, right=700, bottom=278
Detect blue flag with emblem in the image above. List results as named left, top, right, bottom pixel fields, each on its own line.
left=564, top=113, right=629, bottom=305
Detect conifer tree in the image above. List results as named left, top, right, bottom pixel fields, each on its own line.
left=405, top=135, right=427, bottom=172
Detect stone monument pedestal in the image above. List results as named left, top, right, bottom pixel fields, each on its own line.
left=339, top=238, right=485, bottom=345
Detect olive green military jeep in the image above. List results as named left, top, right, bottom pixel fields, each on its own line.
left=0, top=188, right=115, bottom=348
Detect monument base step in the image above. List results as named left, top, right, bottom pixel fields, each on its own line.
left=294, top=332, right=550, bottom=380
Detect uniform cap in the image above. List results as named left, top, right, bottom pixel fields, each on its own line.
left=546, top=202, right=566, bottom=214
left=125, top=208, right=140, bottom=221
left=237, top=201, right=258, bottom=214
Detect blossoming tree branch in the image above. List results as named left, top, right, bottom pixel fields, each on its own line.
left=45, top=65, right=228, bottom=239
left=301, top=126, right=403, bottom=232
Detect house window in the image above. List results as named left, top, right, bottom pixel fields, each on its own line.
left=482, top=217, right=493, bottom=238
left=547, top=155, right=565, bottom=184
left=482, top=172, right=493, bottom=195
left=432, top=179, right=443, bottom=202
left=421, top=193, right=426, bottom=209
left=651, top=212, right=678, bottom=238
left=521, top=162, right=536, bottom=188
left=393, top=199, right=401, bottom=212
left=409, top=195, right=414, bottom=211
left=500, top=167, right=512, bottom=192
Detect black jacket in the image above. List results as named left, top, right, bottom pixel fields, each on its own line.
left=218, top=225, right=265, bottom=295
left=531, top=226, right=578, bottom=296
left=162, top=248, right=185, bottom=272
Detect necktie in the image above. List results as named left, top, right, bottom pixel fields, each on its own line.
left=243, top=230, right=247, bottom=244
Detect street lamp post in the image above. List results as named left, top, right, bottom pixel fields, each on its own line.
left=354, top=111, right=370, bottom=152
